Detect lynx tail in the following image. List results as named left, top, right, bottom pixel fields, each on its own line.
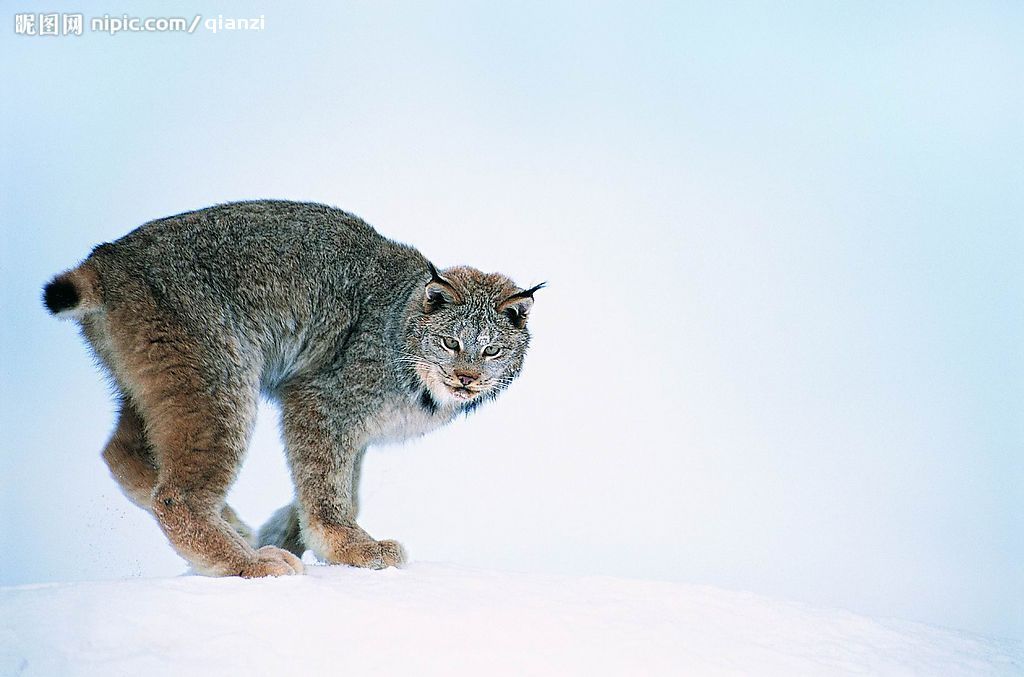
left=43, top=262, right=102, bottom=317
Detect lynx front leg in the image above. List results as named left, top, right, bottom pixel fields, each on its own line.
left=280, top=379, right=406, bottom=569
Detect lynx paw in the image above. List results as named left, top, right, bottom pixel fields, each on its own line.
left=332, top=539, right=406, bottom=569
left=239, top=545, right=305, bottom=578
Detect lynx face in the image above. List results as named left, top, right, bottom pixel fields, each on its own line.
left=406, top=265, right=543, bottom=409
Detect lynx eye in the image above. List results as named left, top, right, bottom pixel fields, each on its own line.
left=441, top=336, right=461, bottom=352
left=482, top=345, right=502, bottom=358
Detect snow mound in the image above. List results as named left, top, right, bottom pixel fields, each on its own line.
left=1, top=562, right=1020, bottom=676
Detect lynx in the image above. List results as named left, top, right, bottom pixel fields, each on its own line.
left=44, top=200, right=541, bottom=577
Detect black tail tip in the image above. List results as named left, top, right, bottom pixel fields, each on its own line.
left=43, top=278, right=79, bottom=314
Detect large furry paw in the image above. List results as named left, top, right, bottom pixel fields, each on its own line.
left=239, top=545, right=305, bottom=578
left=331, top=538, right=406, bottom=570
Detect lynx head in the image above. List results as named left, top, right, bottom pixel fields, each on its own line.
left=402, top=263, right=543, bottom=411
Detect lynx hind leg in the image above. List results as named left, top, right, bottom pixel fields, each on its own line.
left=143, top=388, right=298, bottom=577
left=101, top=399, right=158, bottom=510
left=100, top=399, right=257, bottom=546
left=106, top=309, right=300, bottom=578
left=258, top=503, right=306, bottom=557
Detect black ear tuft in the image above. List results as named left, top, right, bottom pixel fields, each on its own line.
left=427, top=261, right=446, bottom=284
left=43, top=278, right=79, bottom=314
left=520, top=282, right=547, bottom=298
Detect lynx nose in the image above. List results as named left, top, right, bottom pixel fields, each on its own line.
left=455, top=372, right=478, bottom=386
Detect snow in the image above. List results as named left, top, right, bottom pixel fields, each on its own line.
left=1, top=562, right=1020, bottom=676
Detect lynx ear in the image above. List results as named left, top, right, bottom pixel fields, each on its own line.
left=498, top=282, right=545, bottom=329
left=423, top=262, right=461, bottom=313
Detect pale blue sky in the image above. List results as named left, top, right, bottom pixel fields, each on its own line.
left=2, top=1, right=1021, bottom=639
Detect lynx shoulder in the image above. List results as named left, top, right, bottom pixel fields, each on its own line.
left=44, top=200, right=542, bottom=577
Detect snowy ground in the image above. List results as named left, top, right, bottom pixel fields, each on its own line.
left=1, top=561, right=1020, bottom=676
